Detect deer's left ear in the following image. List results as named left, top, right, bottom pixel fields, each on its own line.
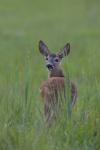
left=39, top=40, right=50, bottom=57
left=57, top=43, right=70, bottom=59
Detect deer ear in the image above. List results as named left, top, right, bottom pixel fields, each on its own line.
left=39, top=40, right=50, bottom=57
left=57, top=43, right=70, bottom=59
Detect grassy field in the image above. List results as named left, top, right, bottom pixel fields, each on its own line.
left=0, top=0, right=100, bottom=149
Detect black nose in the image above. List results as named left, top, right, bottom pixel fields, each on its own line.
left=46, top=64, right=53, bottom=70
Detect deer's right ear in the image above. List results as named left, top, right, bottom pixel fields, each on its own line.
left=39, top=40, right=50, bottom=57
left=57, top=43, right=70, bottom=59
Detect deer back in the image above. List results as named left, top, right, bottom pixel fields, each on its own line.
left=40, top=77, right=65, bottom=101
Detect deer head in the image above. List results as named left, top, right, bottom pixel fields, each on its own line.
left=39, top=40, right=70, bottom=71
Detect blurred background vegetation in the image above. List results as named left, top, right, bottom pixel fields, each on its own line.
left=0, top=0, right=100, bottom=149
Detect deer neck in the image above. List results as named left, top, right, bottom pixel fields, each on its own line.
left=48, top=67, right=64, bottom=78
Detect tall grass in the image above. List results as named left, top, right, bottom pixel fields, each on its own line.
left=0, top=61, right=100, bottom=150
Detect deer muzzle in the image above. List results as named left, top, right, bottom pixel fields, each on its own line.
left=46, top=64, right=53, bottom=71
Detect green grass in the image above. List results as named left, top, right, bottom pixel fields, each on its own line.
left=0, top=0, right=100, bottom=149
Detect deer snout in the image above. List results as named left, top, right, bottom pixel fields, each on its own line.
left=46, top=64, right=53, bottom=71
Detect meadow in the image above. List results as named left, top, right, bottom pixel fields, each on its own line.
left=0, top=0, right=100, bottom=149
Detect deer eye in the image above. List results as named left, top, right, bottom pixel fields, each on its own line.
left=46, top=57, right=48, bottom=60
left=55, top=58, right=59, bottom=62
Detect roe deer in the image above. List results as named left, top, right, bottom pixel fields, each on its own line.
left=39, top=40, right=77, bottom=124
